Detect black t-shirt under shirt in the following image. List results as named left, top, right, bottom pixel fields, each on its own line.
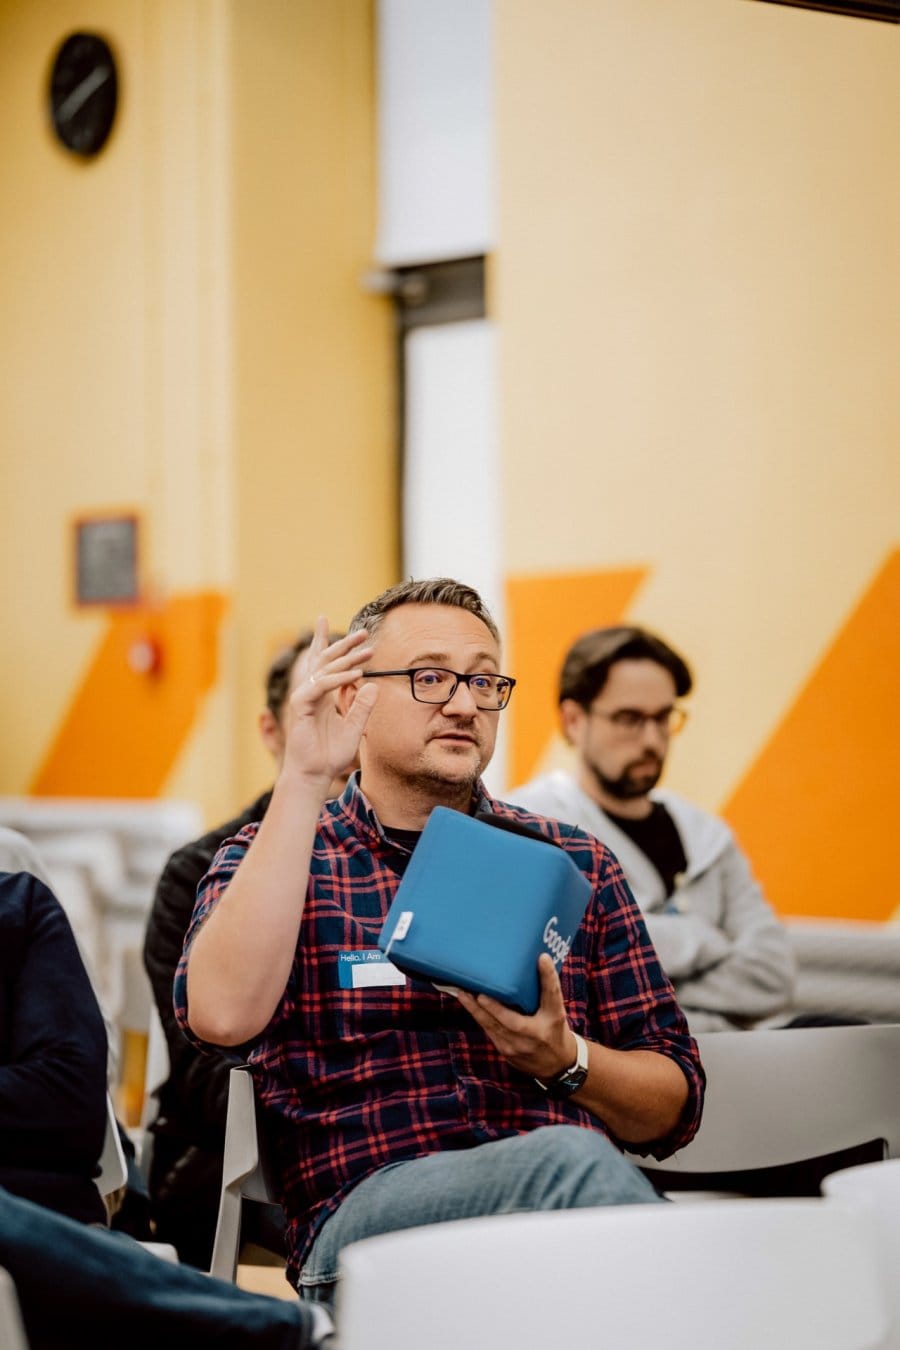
left=382, top=828, right=422, bottom=877
left=603, top=801, right=687, bottom=899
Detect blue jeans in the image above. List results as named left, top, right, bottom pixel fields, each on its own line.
left=299, top=1125, right=662, bottom=1303
left=0, top=1185, right=325, bottom=1349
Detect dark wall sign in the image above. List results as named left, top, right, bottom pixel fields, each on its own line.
left=75, top=514, right=139, bottom=606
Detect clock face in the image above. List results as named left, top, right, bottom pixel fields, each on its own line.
left=49, top=32, right=118, bottom=158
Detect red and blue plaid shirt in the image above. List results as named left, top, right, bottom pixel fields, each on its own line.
left=174, top=777, right=704, bottom=1284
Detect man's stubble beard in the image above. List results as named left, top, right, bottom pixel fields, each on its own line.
left=414, top=727, right=492, bottom=799
left=368, top=730, right=491, bottom=810
left=409, top=766, right=482, bottom=809
left=418, top=745, right=487, bottom=795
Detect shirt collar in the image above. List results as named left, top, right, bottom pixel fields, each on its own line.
left=333, top=770, right=497, bottom=846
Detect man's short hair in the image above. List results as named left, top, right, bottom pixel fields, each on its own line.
left=559, top=625, right=693, bottom=707
left=264, top=632, right=315, bottom=718
left=348, top=577, right=500, bottom=644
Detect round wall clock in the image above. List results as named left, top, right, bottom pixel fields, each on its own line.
left=49, top=32, right=118, bottom=158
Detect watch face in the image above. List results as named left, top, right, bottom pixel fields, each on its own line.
left=49, top=32, right=118, bottom=158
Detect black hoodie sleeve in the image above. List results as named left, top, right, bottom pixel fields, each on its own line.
left=0, top=871, right=107, bottom=1172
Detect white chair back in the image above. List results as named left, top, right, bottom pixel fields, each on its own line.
left=337, top=1199, right=889, bottom=1350
left=96, top=1092, right=129, bottom=1198
left=137, top=1002, right=170, bottom=1182
left=141, top=1002, right=170, bottom=1124
left=632, top=1024, right=900, bottom=1179
left=824, top=1158, right=900, bottom=1348
left=94, top=1090, right=180, bottom=1262
left=0, top=1268, right=29, bottom=1350
left=208, top=1066, right=281, bottom=1281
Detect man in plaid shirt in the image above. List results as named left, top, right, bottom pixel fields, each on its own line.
left=177, top=578, right=704, bottom=1302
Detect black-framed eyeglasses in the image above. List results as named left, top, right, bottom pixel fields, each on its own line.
left=588, top=705, right=688, bottom=736
left=362, top=667, right=517, bottom=711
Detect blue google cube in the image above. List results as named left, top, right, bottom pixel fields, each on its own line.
left=378, top=807, right=592, bottom=1014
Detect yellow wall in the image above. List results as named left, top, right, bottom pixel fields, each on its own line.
left=495, top=0, right=900, bottom=920
left=1, top=0, right=154, bottom=800
left=228, top=1, right=396, bottom=799
left=0, top=0, right=394, bottom=823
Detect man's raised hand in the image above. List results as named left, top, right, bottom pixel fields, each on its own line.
left=281, top=619, right=377, bottom=792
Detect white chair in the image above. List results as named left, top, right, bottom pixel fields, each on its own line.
left=208, top=1066, right=283, bottom=1281
left=629, top=1024, right=900, bottom=1192
left=96, top=1092, right=129, bottom=1199
left=95, top=1092, right=179, bottom=1263
left=787, top=919, right=900, bottom=1025
left=824, top=1158, right=900, bottom=1348
left=137, top=1002, right=170, bottom=1183
left=0, top=1268, right=29, bottom=1350
left=337, top=1199, right=890, bottom=1350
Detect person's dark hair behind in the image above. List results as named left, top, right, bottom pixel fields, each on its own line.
left=559, top=626, right=693, bottom=707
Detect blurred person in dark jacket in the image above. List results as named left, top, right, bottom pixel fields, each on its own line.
left=0, top=826, right=153, bottom=1238
left=0, top=868, right=107, bottom=1225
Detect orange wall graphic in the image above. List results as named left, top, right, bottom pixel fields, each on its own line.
left=30, top=591, right=228, bottom=799
left=724, top=549, right=900, bottom=922
left=505, top=568, right=648, bottom=787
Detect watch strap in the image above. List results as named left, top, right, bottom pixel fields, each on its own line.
left=534, top=1032, right=589, bottom=1099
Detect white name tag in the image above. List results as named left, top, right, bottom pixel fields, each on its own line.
left=338, top=950, right=406, bottom=989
